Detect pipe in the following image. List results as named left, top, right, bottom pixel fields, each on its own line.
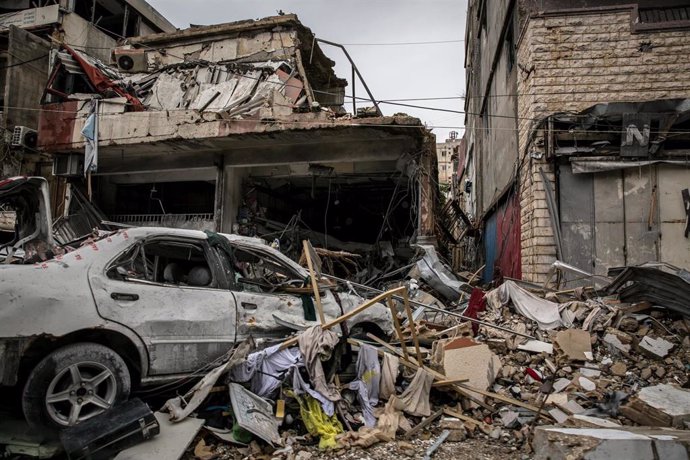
left=323, top=273, right=537, bottom=340
left=314, top=38, right=382, bottom=117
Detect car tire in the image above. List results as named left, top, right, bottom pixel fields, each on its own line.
left=22, top=342, right=131, bottom=430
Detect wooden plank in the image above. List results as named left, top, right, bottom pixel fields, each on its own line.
left=402, top=289, right=423, bottom=365
left=279, top=286, right=406, bottom=350
left=403, top=407, right=444, bottom=439
left=303, top=240, right=325, bottom=324
left=442, top=408, right=491, bottom=434
left=386, top=297, right=410, bottom=362
left=432, top=378, right=470, bottom=387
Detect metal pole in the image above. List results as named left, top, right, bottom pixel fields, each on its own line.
left=351, top=66, right=356, bottom=115
left=323, top=273, right=536, bottom=340
left=315, top=38, right=383, bottom=117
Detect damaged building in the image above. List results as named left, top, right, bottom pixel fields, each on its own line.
left=462, top=0, right=690, bottom=284
left=0, top=0, right=175, bottom=180
left=36, top=14, right=438, bottom=260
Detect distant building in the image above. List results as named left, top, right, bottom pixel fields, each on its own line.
left=436, top=131, right=461, bottom=189
left=465, top=0, right=690, bottom=284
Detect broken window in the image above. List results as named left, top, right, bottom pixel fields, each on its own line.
left=107, top=239, right=217, bottom=288
left=226, top=247, right=304, bottom=293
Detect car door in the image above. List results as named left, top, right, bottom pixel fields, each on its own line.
left=89, top=236, right=238, bottom=376
left=221, top=243, right=327, bottom=339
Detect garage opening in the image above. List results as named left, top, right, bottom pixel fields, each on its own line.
left=237, top=172, right=419, bottom=258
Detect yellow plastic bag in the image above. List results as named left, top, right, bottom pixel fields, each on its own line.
left=297, top=395, right=344, bottom=449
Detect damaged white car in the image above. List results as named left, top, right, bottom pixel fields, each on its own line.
left=0, top=177, right=393, bottom=429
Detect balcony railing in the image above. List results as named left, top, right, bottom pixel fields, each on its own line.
left=110, top=213, right=215, bottom=231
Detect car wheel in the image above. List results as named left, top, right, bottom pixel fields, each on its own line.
left=22, top=342, right=131, bottom=429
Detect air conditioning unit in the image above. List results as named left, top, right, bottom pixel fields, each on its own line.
left=113, top=48, right=147, bottom=73
left=53, top=154, right=83, bottom=177
left=11, top=126, right=37, bottom=149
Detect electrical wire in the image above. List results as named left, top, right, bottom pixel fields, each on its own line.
left=0, top=54, right=49, bottom=70
left=339, top=39, right=464, bottom=46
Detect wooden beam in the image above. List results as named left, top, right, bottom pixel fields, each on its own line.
left=401, top=289, right=423, bottom=364
left=403, top=407, right=444, bottom=439
left=280, top=287, right=406, bottom=350
left=303, top=240, right=325, bottom=325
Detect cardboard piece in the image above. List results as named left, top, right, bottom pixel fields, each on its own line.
left=441, top=338, right=502, bottom=404
left=554, top=329, right=592, bottom=361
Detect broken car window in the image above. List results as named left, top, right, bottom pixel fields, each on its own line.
left=107, top=239, right=216, bottom=288
left=227, top=247, right=304, bottom=293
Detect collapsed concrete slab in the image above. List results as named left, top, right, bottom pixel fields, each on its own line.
left=621, top=384, right=690, bottom=429
left=532, top=426, right=690, bottom=460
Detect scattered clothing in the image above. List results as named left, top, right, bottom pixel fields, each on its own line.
left=228, top=344, right=302, bottom=397
left=298, top=325, right=341, bottom=403
left=379, top=352, right=399, bottom=401
left=293, top=367, right=335, bottom=416
left=395, top=368, right=434, bottom=417
left=296, top=395, right=344, bottom=449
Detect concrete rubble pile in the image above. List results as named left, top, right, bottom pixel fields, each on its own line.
left=57, top=253, right=682, bottom=460
left=6, top=232, right=687, bottom=459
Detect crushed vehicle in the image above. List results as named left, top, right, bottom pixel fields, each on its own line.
left=0, top=177, right=393, bottom=429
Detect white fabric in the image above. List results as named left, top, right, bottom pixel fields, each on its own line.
left=228, top=344, right=302, bottom=397
left=486, top=280, right=563, bottom=330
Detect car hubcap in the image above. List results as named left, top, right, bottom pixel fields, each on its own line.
left=45, top=362, right=117, bottom=426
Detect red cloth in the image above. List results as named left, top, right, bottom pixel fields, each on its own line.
left=464, top=287, right=486, bottom=335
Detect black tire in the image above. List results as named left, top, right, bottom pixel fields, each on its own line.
left=22, top=342, right=131, bottom=430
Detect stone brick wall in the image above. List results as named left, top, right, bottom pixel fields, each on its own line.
left=516, top=8, right=690, bottom=283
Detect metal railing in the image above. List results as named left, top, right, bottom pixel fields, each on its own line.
left=110, top=213, right=215, bottom=231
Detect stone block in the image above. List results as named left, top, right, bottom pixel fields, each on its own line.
left=532, top=426, right=690, bottom=460
left=621, top=384, right=690, bottom=429
left=637, top=336, right=674, bottom=360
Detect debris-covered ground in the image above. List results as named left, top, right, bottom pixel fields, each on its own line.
left=1, top=226, right=689, bottom=459
left=126, top=251, right=689, bottom=459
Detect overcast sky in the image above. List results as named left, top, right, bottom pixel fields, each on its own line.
left=147, top=0, right=467, bottom=142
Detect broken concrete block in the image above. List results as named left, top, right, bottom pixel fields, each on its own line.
left=577, top=376, right=596, bottom=392
left=441, top=338, right=501, bottom=403
left=581, top=363, right=601, bottom=378
left=637, top=336, right=674, bottom=360
left=548, top=408, right=569, bottom=424
left=621, top=384, right=690, bottom=429
left=610, top=362, right=627, bottom=376
left=603, top=329, right=633, bottom=354
left=517, top=339, right=553, bottom=354
left=558, top=400, right=585, bottom=415
left=555, top=329, right=592, bottom=361
left=552, top=378, right=571, bottom=393
left=532, top=426, right=690, bottom=460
